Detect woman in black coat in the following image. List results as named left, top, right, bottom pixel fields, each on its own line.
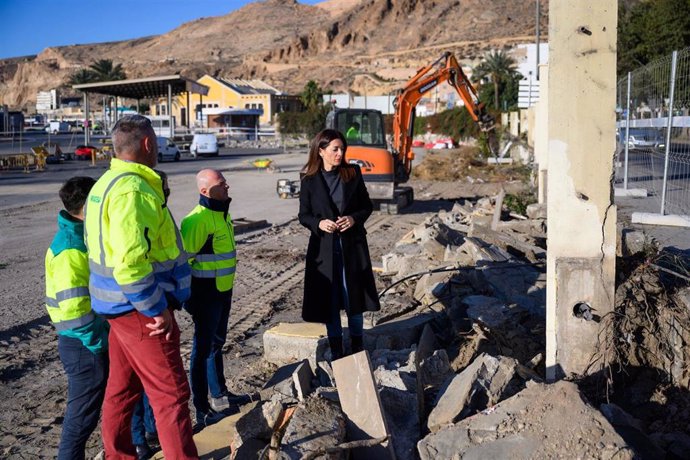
left=298, top=129, right=380, bottom=359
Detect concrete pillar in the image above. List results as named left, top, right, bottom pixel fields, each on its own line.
left=545, top=1, right=617, bottom=380
left=509, top=111, right=520, bottom=137
left=534, top=64, right=549, bottom=204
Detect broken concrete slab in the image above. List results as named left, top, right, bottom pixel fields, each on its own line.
left=462, top=295, right=511, bottom=329
left=261, top=361, right=300, bottom=403
left=292, top=360, right=314, bottom=402
left=418, top=381, right=634, bottom=460
left=427, top=353, right=518, bottom=432
left=477, top=265, right=545, bottom=317
left=458, top=237, right=513, bottom=263
left=262, top=322, right=328, bottom=369
left=230, top=400, right=283, bottom=458
left=332, top=351, right=395, bottom=460
left=280, top=396, right=347, bottom=459
left=371, top=348, right=419, bottom=460
left=365, top=311, right=443, bottom=351
left=413, top=271, right=452, bottom=305
left=382, top=253, right=422, bottom=278
left=418, top=349, right=453, bottom=388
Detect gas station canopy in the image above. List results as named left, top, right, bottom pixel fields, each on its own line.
left=72, top=74, right=209, bottom=99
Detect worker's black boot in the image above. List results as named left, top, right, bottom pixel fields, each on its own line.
left=351, top=335, right=364, bottom=354
left=328, top=336, right=344, bottom=361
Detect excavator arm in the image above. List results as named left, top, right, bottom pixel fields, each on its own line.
left=392, top=51, right=496, bottom=181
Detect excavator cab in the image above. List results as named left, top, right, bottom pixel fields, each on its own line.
left=326, top=108, right=387, bottom=147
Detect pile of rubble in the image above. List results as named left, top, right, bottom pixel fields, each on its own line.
left=226, top=193, right=688, bottom=459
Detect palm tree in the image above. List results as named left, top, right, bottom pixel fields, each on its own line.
left=473, top=50, right=519, bottom=110
left=88, top=59, right=127, bottom=82
left=68, top=68, right=96, bottom=85
left=300, top=80, right=323, bottom=110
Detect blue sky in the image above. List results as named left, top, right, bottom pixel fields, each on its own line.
left=0, top=0, right=322, bottom=59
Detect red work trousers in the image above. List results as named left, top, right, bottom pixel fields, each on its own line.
left=102, top=310, right=198, bottom=459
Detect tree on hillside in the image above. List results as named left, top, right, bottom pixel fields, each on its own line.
left=473, top=50, right=520, bottom=110
left=618, top=0, right=690, bottom=74
left=68, top=68, right=97, bottom=85
left=300, top=80, right=323, bottom=110
left=89, top=59, right=127, bottom=81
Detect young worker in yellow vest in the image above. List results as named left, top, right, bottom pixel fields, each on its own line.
left=45, top=176, right=108, bottom=460
left=181, top=169, right=248, bottom=426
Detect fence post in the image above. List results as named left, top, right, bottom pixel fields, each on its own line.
left=661, top=50, right=678, bottom=216
left=623, top=72, right=632, bottom=190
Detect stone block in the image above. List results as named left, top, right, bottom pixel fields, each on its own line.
left=292, top=360, right=314, bottom=402
left=332, top=351, right=395, bottom=460
left=280, top=396, right=347, bottom=459
left=526, top=203, right=546, bottom=220
left=427, top=353, right=517, bottom=432
left=618, top=227, right=650, bottom=257
left=263, top=322, right=328, bottom=369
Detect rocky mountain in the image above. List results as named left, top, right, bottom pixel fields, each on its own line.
left=0, top=0, right=547, bottom=111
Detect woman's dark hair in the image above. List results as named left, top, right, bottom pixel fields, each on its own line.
left=59, top=176, right=96, bottom=215
left=302, top=129, right=355, bottom=182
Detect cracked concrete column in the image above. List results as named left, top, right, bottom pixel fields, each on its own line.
left=545, top=1, right=617, bottom=380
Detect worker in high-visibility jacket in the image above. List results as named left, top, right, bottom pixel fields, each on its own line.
left=45, top=176, right=108, bottom=460
left=181, top=168, right=247, bottom=426
left=84, top=114, right=198, bottom=459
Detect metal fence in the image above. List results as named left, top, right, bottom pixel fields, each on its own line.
left=616, top=48, right=690, bottom=217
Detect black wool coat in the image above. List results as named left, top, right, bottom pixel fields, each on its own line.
left=298, top=165, right=381, bottom=323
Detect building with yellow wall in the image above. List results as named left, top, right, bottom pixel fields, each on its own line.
left=152, top=75, right=302, bottom=128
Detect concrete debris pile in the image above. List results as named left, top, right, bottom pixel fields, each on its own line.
left=238, top=194, right=643, bottom=459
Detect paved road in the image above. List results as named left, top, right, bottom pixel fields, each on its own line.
left=0, top=146, right=306, bottom=226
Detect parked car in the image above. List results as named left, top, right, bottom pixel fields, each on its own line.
left=190, top=133, right=219, bottom=157
left=74, top=145, right=98, bottom=161
left=618, top=128, right=665, bottom=150
left=156, top=136, right=181, bottom=162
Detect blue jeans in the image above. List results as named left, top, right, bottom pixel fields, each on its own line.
left=57, top=335, right=108, bottom=460
left=189, top=289, right=232, bottom=412
left=326, top=234, right=363, bottom=339
left=131, top=392, right=156, bottom=446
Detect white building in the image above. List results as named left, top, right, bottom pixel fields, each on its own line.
left=512, top=43, right=549, bottom=108
left=36, top=89, right=58, bottom=112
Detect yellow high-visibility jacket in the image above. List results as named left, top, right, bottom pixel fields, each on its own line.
left=181, top=196, right=236, bottom=292
left=84, top=158, right=191, bottom=317
left=45, top=210, right=107, bottom=353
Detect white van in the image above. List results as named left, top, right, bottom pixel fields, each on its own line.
left=190, top=133, right=219, bottom=157
left=156, top=136, right=181, bottom=162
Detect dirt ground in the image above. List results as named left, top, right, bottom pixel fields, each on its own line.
left=0, top=169, right=518, bottom=458
left=2, top=146, right=687, bottom=458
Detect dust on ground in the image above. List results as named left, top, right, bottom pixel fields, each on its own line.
left=412, top=146, right=531, bottom=183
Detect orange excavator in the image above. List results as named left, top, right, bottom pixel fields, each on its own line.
left=326, top=51, right=496, bottom=212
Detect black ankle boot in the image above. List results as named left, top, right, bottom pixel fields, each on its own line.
left=351, top=335, right=363, bottom=354
left=328, top=336, right=343, bottom=360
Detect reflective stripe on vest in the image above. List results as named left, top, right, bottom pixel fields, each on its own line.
left=53, top=311, right=96, bottom=332
left=191, top=265, right=237, bottom=278
left=193, top=250, right=236, bottom=263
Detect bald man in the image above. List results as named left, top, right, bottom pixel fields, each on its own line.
left=180, top=169, right=242, bottom=426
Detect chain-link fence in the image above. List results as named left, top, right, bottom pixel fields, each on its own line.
left=616, top=48, right=690, bottom=217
